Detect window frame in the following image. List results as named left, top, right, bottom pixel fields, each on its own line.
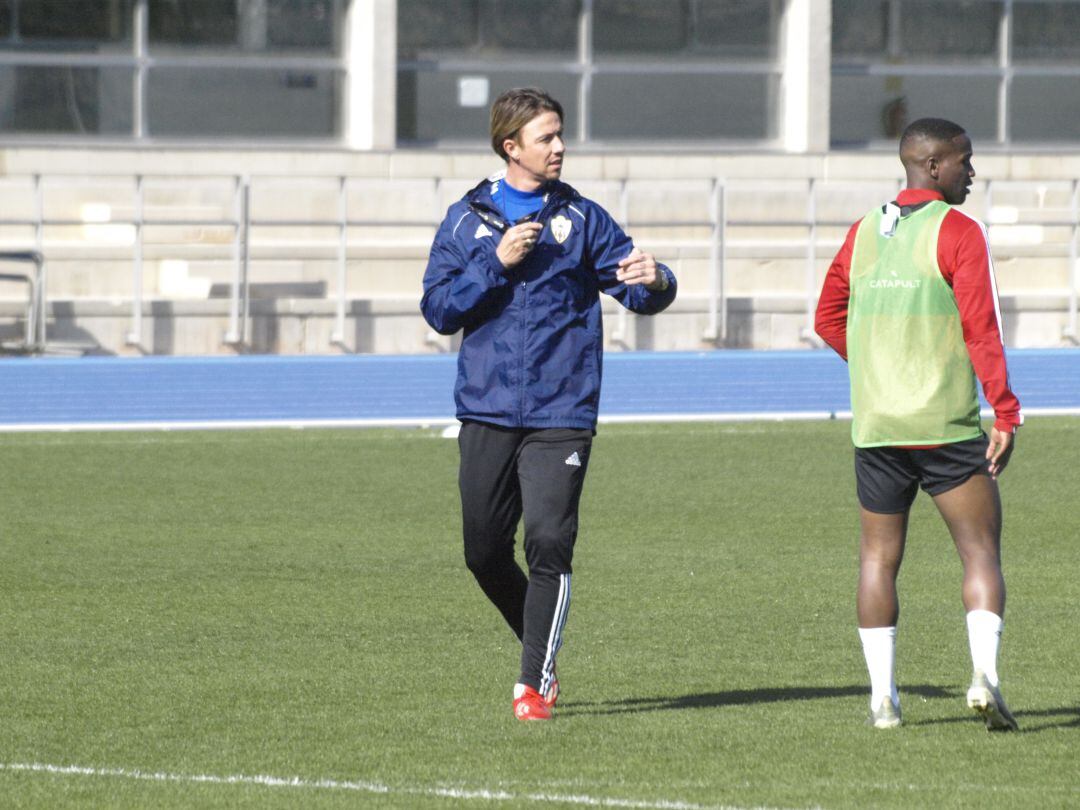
left=395, top=0, right=785, bottom=149
left=0, top=0, right=347, bottom=143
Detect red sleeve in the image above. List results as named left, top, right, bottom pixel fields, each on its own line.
left=814, top=220, right=860, bottom=360
left=937, top=209, right=1023, bottom=432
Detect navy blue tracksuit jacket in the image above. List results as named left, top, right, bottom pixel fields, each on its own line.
left=421, top=173, right=677, bottom=430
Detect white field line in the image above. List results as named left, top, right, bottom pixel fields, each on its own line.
left=4, top=761, right=1074, bottom=805
left=0, top=416, right=460, bottom=433
left=0, top=761, right=810, bottom=810
left=0, top=406, right=1076, bottom=434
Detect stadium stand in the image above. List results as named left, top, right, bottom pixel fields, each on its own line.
left=0, top=148, right=1077, bottom=356
left=2, top=1, right=1079, bottom=356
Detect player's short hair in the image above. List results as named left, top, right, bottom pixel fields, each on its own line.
left=490, top=88, right=564, bottom=162
left=899, top=117, right=966, bottom=152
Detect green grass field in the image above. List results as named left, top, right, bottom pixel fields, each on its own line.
left=1, top=418, right=1077, bottom=809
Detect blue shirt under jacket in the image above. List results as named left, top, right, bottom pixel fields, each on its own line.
left=420, top=172, right=677, bottom=430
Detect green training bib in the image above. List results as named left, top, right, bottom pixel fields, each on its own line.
left=847, top=200, right=981, bottom=447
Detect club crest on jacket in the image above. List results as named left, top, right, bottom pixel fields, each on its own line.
left=550, top=215, right=572, bottom=244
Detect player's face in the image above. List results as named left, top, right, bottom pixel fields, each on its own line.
left=937, top=134, right=975, bottom=205
left=504, top=111, right=565, bottom=190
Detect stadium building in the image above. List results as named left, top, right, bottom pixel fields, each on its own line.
left=1, top=0, right=1078, bottom=354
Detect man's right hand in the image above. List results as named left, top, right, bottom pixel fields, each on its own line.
left=496, top=222, right=544, bottom=269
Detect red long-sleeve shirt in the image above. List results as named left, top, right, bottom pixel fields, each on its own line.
left=814, top=188, right=1022, bottom=433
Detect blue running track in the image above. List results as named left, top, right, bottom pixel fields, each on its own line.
left=0, top=349, right=1077, bottom=431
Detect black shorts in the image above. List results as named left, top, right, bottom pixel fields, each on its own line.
left=854, top=434, right=990, bottom=514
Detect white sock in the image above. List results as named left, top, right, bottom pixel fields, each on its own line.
left=859, top=626, right=899, bottom=711
left=966, top=609, right=1003, bottom=687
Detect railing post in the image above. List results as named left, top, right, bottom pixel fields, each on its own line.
left=225, top=175, right=250, bottom=346
left=240, top=178, right=251, bottom=345
left=612, top=177, right=630, bottom=347
left=1067, top=177, right=1079, bottom=343
left=801, top=176, right=821, bottom=346
left=126, top=174, right=144, bottom=346
left=33, top=173, right=45, bottom=347
left=425, top=177, right=445, bottom=349
left=704, top=177, right=726, bottom=344
left=331, top=174, right=348, bottom=348
left=29, top=252, right=44, bottom=350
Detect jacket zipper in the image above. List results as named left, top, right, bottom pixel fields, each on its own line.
left=469, top=186, right=568, bottom=428
left=518, top=277, right=527, bottom=427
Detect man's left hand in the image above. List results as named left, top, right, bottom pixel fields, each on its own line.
left=617, top=248, right=666, bottom=290
left=986, top=427, right=1015, bottom=479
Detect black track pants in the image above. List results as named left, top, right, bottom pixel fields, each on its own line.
left=458, top=420, right=592, bottom=693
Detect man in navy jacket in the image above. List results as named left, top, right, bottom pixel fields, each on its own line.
left=421, top=87, right=676, bottom=721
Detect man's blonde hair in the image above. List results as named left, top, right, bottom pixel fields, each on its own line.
left=490, top=87, right=563, bottom=162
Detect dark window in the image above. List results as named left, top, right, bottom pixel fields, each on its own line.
left=397, top=69, right=578, bottom=143
left=594, top=0, right=778, bottom=59
left=594, top=0, right=689, bottom=55
left=831, top=74, right=998, bottom=145
left=831, top=0, right=889, bottom=57
left=147, top=66, right=339, bottom=137
left=1011, top=76, right=1080, bottom=141
left=834, top=0, right=1002, bottom=62
left=149, top=0, right=341, bottom=53
left=485, top=0, right=578, bottom=53
left=1014, top=1, right=1080, bottom=62
left=592, top=73, right=777, bottom=140
left=266, top=0, right=336, bottom=50
left=694, top=0, right=779, bottom=58
left=398, top=0, right=578, bottom=58
left=18, top=0, right=132, bottom=42
left=898, top=1, right=1001, bottom=61
left=398, top=0, right=478, bottom=57
left=398, top=0, right=779, bottom=143
left=1, top=65, right=133, bottom=134
left=149, top=0, right=238, bottom=47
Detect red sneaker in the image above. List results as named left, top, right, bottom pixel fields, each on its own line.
left=513, top=684, right=552, bottom=721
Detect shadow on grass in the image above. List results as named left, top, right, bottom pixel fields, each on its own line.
left=907, top=703, right=1080, bottom=733
left=1010, top=705, right=1080, bottom=732
left=560, top=684, right=955, bottom=717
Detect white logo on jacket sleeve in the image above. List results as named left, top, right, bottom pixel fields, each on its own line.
left=474, top=223, right=493, bottom=239
left=550, top=215, right=572, bottom=244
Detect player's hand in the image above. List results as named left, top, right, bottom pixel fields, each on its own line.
left=986, top=426, right=1015, bottom=479
left=617, top=248, right=666, bottom=290
left=617, top=249, right=665, bottom=289
left=496, top=222, right=543, bottom=269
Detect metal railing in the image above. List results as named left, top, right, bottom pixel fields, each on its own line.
left=1065, top=178, right=1080, bottom=343
left=0, top=172, right=1078, bottom=352
left=0, top=249, right=46, bottom=351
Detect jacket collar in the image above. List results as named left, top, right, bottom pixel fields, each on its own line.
left=467, top=171, right=578, bottom=216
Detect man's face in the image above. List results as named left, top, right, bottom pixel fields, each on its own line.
left=505, top=111, right=565, bottom=187
left=936, top=134, right=975, bottom=205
